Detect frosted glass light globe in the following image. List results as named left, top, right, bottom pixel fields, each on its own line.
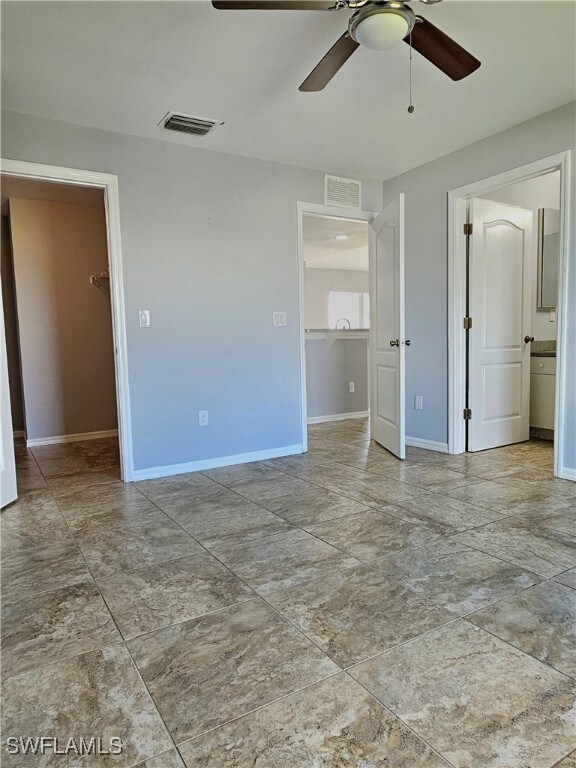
left=353, top=12, right=410, bottom=50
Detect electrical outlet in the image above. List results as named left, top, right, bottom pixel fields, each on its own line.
left=349, top=382, right=355, bottom=393
left=138, top=309, right=151, bottom=328
left=414, top=396, right=423, bottom=411
left=273, top=311, right=287, bottom=327
left=198, top=410, right=209, bottom=427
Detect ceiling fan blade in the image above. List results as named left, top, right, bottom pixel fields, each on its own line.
left=406, top=16, right=481, bottom=81
left=212, top=1, right=336, bottom=9
left=300, top=33, right=359, bottom=92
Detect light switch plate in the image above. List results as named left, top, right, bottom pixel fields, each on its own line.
left=273, top=311, right=287, bottom=327
left=139, top=309, right=151, bottom=328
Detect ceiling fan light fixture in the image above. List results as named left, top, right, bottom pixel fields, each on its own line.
left=350, top=4, right=414, bottom=51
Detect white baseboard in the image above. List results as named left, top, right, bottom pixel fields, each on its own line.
left=405, top=436, right=449, bottom=453
left=307, top=411, right=369, bottom=425
left=13, top=430, right=25, bottom=439
left=557, top=466, right=576, bottom=482
left=27, top=429, right=118, bottom=448
left=132, top=443, right=304, bottom=482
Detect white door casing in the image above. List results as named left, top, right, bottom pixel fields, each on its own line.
left=1, top=159, right=133, bottom=481
left=468, top=198, right=533, bottom=452
left=369, top=194, right=406, bottom=459
left=1, top=271, right=17, bottom=508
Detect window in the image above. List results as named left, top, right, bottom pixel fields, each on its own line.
left=328, top=291, right=370, bottom=329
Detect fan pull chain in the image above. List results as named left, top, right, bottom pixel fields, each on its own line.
left=408, top=29, right=415, bottom=114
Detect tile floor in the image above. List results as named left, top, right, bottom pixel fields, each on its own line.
left=1, top=422, right=575, bottom=767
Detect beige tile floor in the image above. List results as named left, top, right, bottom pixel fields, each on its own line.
left=1, top=422, right=575, bottom=767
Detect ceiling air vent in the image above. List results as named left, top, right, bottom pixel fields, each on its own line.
left=324, top=175, right=362, bottom=209
left=159, top=112, right=224, bottom=137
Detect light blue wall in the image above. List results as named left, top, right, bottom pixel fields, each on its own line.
left=1, top=111, right=382, bottom=473
left=3, top=105, right=574, bottom=475
left=306, top=337, right=369, bottom=419
left=382, top=102, right=575, bottom=472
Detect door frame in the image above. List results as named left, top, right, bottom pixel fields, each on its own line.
left=447, top=150, right=572, bottom=479
left=1, top=158, right=134, bottom=481
left=296, top=202, right=376, bottom=452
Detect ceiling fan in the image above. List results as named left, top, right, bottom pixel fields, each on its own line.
left=212, top=0, right=481, bottom=91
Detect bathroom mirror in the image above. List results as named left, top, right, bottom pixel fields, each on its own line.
left=537, top=208, right=560, bottom=309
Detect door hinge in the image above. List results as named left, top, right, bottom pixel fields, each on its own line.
left=463, top=223, right=473, bottom=236
left=463, top=316, right=472, bottom=330
left=463, top=408, right=472, bottom=420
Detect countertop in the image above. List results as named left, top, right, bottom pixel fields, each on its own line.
left=306, top=328, right=368, bottom=333
left=305, top=329, right=369, bottom=343
left=531, top=340, right=556, bottom=358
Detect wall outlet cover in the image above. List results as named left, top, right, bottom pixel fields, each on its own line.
left=198, top=410, right=209, bottom=427
left=414, top=396, right=423, bottom=411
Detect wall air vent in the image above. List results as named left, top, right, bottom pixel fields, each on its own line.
left=324, top=175, right=362, bottom=209
left=159, top=112, right=224, bottom=137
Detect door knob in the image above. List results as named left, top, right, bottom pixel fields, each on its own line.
left=524, top=335, right=535, bottom=344
left=404, top=340, right=411, bottom=347
left=390, top=339, right=400, bottom=347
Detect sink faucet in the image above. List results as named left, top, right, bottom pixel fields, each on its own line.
left=335, top=318, right=351, bottom=329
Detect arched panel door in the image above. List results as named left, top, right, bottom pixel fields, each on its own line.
left=468, top=198, right=533, bottom=451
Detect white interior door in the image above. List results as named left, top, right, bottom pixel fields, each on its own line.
left=1, top=272, right=17, bottom=508
left=369, top=194, right=406, bottom=459
left=468, top=198, right=533, bottom=452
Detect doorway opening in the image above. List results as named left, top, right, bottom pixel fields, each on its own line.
left=297, top=197, right=409, bottom=461
left=297, top=202, right=376, bottom=454
left=302, top=212, right=370, bottom=429
left=448, top=152, right=571, bottom=480
left=0, top=160, right=132, bottom=506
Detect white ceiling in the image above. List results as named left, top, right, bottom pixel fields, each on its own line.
left=2, top=1, right=575, bottom=180
left=303, top=214, right=368, bottom=270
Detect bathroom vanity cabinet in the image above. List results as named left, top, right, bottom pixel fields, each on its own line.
left=530, top=356, right=556, bottom=431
